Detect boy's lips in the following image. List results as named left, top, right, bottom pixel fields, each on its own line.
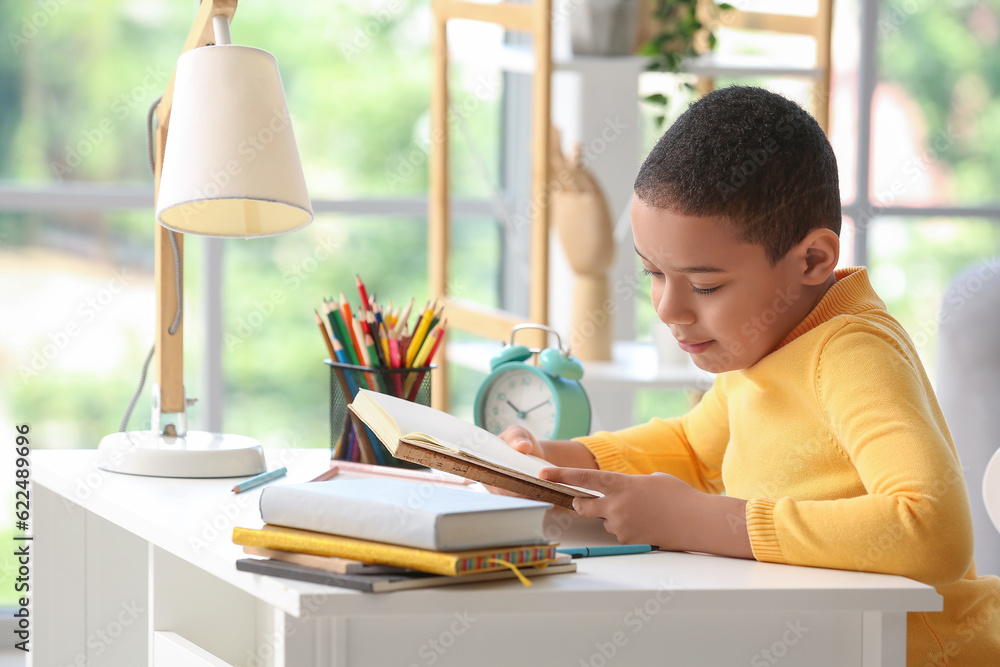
left=677, top=339, right=713, bottom=354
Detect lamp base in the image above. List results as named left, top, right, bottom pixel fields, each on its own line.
left=97, top=430, right=266, bottom=478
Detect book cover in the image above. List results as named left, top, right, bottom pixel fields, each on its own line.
left=241, top=545, right=411, bottom=575
left=348, top=389, right=600, bottom=508
left=259, top=477, right=552, bottom=551
left=235, top=556, right=576, bottom=593
left=232, top=524, right=559, bottom=577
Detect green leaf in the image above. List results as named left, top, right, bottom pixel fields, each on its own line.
left=654, top=115, right=666, bottom=128
left=643, top=93, right=668, bottom=105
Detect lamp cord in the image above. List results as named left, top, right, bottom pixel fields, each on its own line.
left=119, top=96, right=183, bottom=432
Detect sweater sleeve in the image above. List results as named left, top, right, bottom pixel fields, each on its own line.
left=574, top=376, right=730, bottom=494
left=746, top=324, right=974, bottom=587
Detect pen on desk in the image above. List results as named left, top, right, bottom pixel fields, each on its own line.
left=557, top=545, right=658, bottom=558
left=232, top=467, right=287, bottom=494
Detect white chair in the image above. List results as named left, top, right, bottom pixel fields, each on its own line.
left=936, top=260, right=1000, bottom=575
left=984, top=448, right=1000, bottom=535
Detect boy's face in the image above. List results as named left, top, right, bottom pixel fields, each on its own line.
left=632, top=196, right=812, bottom=373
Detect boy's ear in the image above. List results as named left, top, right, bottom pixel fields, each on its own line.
left=795, top=228, right=840, bottom=286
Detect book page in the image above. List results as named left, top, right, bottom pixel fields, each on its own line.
left=356, top=390, right=590, bottom=490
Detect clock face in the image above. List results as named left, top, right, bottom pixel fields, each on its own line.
left=479, top=367, right=559, bottom=439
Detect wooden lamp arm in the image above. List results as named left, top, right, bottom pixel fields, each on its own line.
left=153, top=0, right=238, bottom=418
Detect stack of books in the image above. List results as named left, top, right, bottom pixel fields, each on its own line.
left=232, top=477, right=577, bottom=593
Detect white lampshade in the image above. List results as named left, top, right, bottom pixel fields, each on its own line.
left=157, top=44, right=313, bottom=237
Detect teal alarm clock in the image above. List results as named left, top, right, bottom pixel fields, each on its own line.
left=474, top=324, right=591, bottom=440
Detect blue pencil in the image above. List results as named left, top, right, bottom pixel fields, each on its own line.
left=232, top=467, right=287, bottom=493
left=557, top=545, right=657, bottom=558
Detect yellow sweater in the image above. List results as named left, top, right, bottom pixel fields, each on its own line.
left=578, top=267, right=1000, bottom=665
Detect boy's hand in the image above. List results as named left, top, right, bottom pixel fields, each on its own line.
left=499, top=425, right=547, bottom=461
left=483, top=425, right=547, bottom=498
left=540, top=467, right=753, bottom=559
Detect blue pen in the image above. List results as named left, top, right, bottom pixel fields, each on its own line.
left=232, top=467, right=287, bottom=493
left=557, top=545, right=658, bottom=558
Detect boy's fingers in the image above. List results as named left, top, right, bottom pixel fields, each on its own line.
left=540, top=466, right=618, bottom=492
left=571, top=496, right=604, bottom=518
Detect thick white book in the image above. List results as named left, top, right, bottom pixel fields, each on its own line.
left=258, top=477, right=553, bottom=551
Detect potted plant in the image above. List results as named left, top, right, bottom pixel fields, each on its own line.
left=637, top=0, right=732, bottom=127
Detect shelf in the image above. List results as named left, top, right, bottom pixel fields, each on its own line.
left=682, top=52, right=823, bottom=80
left=447, top=340, right=714, bottom=391
left=449, top=44, right=822, bottom=80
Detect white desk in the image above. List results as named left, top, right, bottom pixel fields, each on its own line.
left=34, top=448, right=941, bottom=667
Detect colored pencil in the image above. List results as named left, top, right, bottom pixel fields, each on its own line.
left=355, top=274, right=371, bottom=315
left=233, top=467, right=287, bottom=494
left=332, top=338, right=359, bottom=396
left=308, top=466, right=341, bottom=483
left=394, top=298, right=414, bottom=337
left=315, top=310, right=336, bottom=362
left=406, top=323, right=445, bottom=400
left=406, top=302, right=433, bottom=366
left=340, top=292, right=362, bottom=360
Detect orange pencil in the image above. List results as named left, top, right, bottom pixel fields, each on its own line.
left=340, top=292, right=363, bottom=359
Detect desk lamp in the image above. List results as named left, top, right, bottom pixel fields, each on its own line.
left=97, top=0, right=312, bottom=477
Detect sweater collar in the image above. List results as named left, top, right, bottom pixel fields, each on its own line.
left=778, top=267, right=886, bottom=348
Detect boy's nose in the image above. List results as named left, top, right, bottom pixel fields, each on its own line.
left=656, top=284, right=695, bottom=325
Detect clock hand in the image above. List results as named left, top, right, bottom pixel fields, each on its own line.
left=505, top=400, right=526, bottom=419
left=522, top=399, right=552, bottom=415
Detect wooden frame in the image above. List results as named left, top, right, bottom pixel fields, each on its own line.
left=695, top=0, right=835, bottom=132
left=428, top=0, right=553, bottom=409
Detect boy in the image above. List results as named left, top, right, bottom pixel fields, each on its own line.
left=502, top=87, right=1000, bottom=664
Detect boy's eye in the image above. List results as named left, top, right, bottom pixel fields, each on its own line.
left=640, top=267, right=663, bottom=278
left=691, top=285, right=721, bottom=295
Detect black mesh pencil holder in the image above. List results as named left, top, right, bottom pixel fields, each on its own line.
left=326, top=360, right=434, bottom=468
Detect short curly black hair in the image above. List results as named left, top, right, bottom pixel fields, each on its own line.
left=634, top=86, right=841, bottom=265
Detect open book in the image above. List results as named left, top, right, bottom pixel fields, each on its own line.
left=348, top=389, right=599, bottom=508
